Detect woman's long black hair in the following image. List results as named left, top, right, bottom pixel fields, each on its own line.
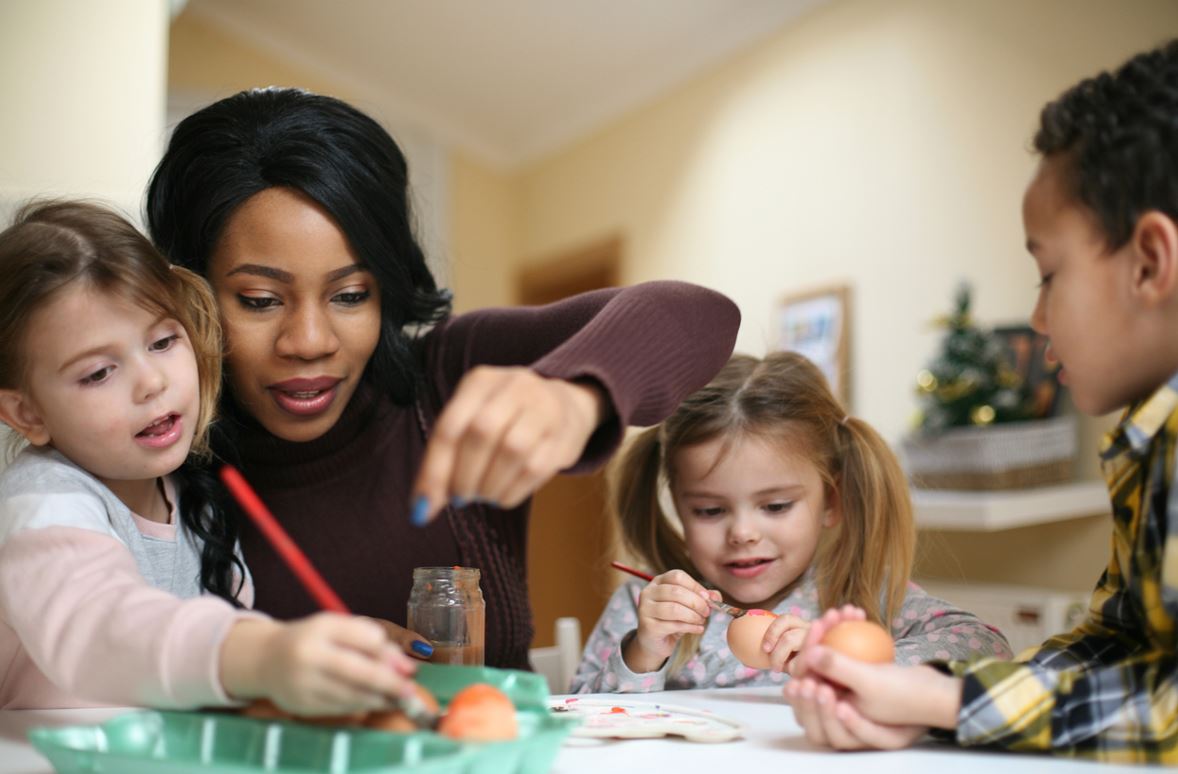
left=145, top=87, right=452, bottom=406
left=177, top=462, right=245, bottom=605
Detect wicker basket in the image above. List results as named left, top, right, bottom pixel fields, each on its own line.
left=900, top=415, right=1077, bottom=491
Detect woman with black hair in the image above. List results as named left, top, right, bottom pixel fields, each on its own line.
left=147, top=87, right=740, bottom=670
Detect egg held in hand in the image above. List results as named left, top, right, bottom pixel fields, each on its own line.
left=820, top=620, right=895, bottom=663
left=725, top=610, right=778, bottom=669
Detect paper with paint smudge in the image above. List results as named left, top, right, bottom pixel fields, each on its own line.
left=549, top=697, right=742, bottom=743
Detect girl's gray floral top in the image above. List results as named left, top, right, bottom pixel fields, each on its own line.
left=571, top=575, right=1013, bottom=693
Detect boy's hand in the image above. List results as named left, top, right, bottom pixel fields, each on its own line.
left=785, top=673, right=930, bottom=750
left=223, top=614, right=419, bottom=716
left=758, top=613, right=810, bottom=673
left=787, top=604, right=866, bottom=678
left=783, top=644, right=963, bottom=750
left=623, top=570, right=712, bottom=673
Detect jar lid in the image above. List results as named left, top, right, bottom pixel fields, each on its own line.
left=412, top=566, right=481, bottom=581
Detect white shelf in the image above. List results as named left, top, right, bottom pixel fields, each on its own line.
left=912, top=480, right=1109, bottom=531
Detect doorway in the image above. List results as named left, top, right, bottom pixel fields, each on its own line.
left=517, top=237, right=621, bottom=648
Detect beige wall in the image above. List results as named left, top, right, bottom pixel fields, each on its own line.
left=169, top=12, right=357, bottom=103
left=450, top=153, right=522, bottom=313
left=165, top=1, right=1174, bottom=595
left=0, top=0, right=169, bottom=217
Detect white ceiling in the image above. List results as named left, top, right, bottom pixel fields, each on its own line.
left=183, top=0, right=826, bottom=168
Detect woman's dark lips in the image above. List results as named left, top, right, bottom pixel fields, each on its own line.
left=270, top=376, right=341, bottom=392
left=268, top=376, right=342, bottom=417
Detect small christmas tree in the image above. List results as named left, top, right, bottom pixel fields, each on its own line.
left=914, top=283, right=1030, bottom=434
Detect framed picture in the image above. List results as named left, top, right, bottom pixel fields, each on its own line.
left=993, top=324, right=1062, bottom=418
left=776, top=284, right=851, bottom=406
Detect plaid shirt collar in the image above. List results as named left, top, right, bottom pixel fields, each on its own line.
left=1100, top=370, right=1178, bottom=462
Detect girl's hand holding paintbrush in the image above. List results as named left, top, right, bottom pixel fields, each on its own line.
left=219, top=466, right=432, bottom=722
left=620, top=568, right=720, bottom=674
left=220, top=614, right=419, bottom=716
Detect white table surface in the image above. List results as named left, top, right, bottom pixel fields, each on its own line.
left=0, top=688, right=1164, bottom=773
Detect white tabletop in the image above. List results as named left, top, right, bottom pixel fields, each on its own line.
left=549, top=687, right=1159, bottom=773
left=0, top=689, right=1163, bottom=773
left=0, top=708, right=123, bottom=774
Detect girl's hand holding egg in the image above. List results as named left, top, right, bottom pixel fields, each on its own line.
left=624, top=570, right=714, bottom=674
left=759, top=613, right=811, bottom=672
left=726, top=611, right=811, bottom=671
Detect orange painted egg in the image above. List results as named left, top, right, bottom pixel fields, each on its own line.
left=437, top=683, right=519, bottom=741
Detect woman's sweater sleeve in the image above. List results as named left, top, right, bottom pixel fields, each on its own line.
left=423, top=281, right=740, bottom=469
left=0, top=523, right=253, bottom=709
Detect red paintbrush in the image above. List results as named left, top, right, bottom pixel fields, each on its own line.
left=220, top=465, right=349, bottom=613
left=610, top=560, right=747, bottom=618
left=219, top=465, right=437, bottom=728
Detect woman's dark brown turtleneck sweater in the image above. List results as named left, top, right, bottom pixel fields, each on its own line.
left=224, top=281, right=740, bottom=669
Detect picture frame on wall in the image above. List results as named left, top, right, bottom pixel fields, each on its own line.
left=776, top=284, right=851, bottom=406
left=992, top=324, right=1063, bottom=419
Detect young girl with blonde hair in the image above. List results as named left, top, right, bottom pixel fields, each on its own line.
left=0, top=200, right=418, bottom=711
left=573, top=351, right=1010, bottom=693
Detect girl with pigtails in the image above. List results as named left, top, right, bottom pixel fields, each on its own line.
left=572, top=351, right=1010, bottom=693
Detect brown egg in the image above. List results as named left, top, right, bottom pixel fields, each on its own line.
left=820, top=620, right=895, bottom=663
left=725, top=610, right=778, bottom=669
left=240, top=699, right=367, bottom=727
left=366, top=683, right=441, bottom=733
left=437, top=683, right=519, bottom=742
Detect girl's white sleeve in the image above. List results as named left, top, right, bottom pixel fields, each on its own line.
left=0, top=523, right=257, bottom=708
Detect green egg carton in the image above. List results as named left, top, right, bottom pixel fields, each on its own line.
left=29, top=714, right=466, bottom=773
left=29, top=663, right=579, bottom=774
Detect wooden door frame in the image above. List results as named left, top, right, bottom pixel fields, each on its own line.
left=516, top=236, right=622, bottom=304
left=517, top=235, right=622, bottom=650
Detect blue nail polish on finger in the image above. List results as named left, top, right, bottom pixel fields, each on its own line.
left=450, top=496, right=468, bottom=508
left=411, top=640, right=434, bottom=657
left=410, top=496, right=430, bottom=526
